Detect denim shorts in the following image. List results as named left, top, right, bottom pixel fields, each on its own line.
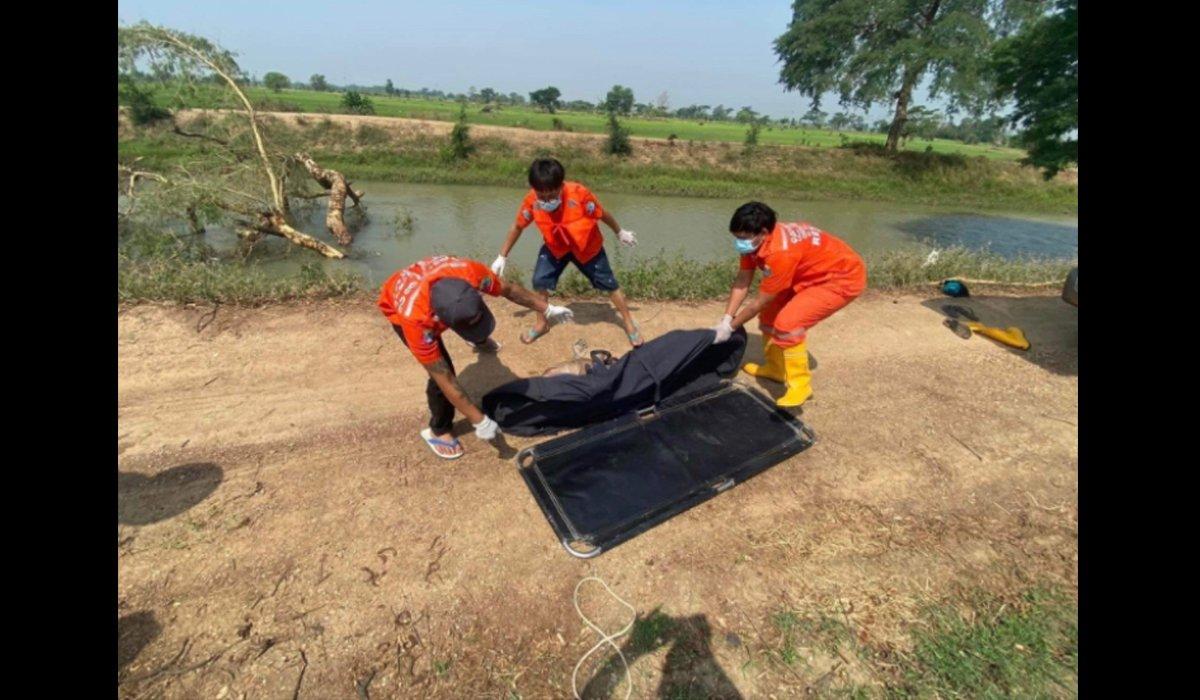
left=531, top=245, right=619, bottom=292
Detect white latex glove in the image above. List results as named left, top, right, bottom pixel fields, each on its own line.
left=617, top=229, right=638, bottom=247
left=544, top=304, right=575, bottom=325
left=473, top=415, right=500, bottom=440
left=490, top=255, right=507, bottom=276
left=712, top=314, right=734, bottom=344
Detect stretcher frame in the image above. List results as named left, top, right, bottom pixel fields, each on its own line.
left=515, top=381, right=816, bottom=558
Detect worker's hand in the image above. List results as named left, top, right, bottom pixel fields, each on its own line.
left=473, top=415, right=500, bottom=440
left=712, top=314, right=734, bottom=344
left=490, top=255, right=507, bottom=276
left=617, top=229, right=638, bottom=248
left=544, top=304, right=575, bottom=325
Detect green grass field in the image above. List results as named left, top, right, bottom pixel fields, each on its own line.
left=154, top=85, right=1029, bottom=162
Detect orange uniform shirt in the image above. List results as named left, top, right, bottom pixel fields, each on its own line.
left=514, top=181, right=606, bottom=263
left=377, top=256, right=504, bottom=365
left=739, top=221, right=865, bottom=297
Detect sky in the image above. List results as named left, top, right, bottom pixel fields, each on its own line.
left=116, top=0, right=946, bottom=123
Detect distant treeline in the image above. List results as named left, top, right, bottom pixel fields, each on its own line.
left=120, top=69, right=1012, bottom=146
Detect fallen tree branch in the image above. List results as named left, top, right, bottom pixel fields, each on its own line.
left=295, top=152, right=364, bottom=245
left=236, top=212, right=346, bottom=259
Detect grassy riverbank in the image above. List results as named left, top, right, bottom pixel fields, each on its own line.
left=119, top=221, right=1072, bottom=304
left=119, top=111, right=1077, bottom=215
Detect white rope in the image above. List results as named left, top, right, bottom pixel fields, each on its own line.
left=572, top=576, right=637, bottom=700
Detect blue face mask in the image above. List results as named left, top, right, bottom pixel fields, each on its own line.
left=535, top=197, right=561, bottom=212
left=734, top=236, right=761, bottom=254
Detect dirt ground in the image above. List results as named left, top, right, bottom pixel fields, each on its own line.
left=117, top=291, right=1077, bottom=698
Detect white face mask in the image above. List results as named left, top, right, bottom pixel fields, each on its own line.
left=534, top=197, right=561, bottom=212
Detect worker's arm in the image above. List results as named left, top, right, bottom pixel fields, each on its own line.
left=722, top=268, right=755, bottom=318
left=498, top=222, right=524, bottom=258
left=600, top=210, right=637, bottom=247
left=600, top=210, right=621, bottom=235
left=730, top=288, right=778, bottom=331
left=424, top=358, right=484, bottom=425
left=500, top=279, right=548, bottom=312
left=501, top=279, right=575, bottom=323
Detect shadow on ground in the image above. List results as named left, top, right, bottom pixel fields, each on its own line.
left=580, top=609, right=743, bottom=699
left=118, top=463, right=224, bottom=525
left=118, top=610, right=161, bottom=675
left=514, top=300, right=641, bottom=339
left=456, top=351, right=523, bottom=459
left=920, top=295, right=1077, bottom=376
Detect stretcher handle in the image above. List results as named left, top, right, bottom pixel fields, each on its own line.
left=563, top=539, right=604, bottom=559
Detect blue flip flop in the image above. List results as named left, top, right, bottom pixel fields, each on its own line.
left=420, top=428, right=464, bottom=460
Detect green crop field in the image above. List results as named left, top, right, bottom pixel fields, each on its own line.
left=153, top=85, right=1029, bottom=162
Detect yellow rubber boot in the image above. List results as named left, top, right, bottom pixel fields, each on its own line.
left=777, top=342, right=813, bottom=407
left=742, top=337, right=785, bottom=383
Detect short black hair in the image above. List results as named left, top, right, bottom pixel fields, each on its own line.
left=729, top=201, right=777, bottom=235
left=528, top=158, right=565, bottom=191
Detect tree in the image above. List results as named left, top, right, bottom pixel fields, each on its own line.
left=603, top=85, right=634, bottom=115
left=801, top=106, right=827, bottom=128
left=743, top=121, right=761, bottom=155
left=904, top=106, right=943, bottom=142
left=118, top=22, right=362, bottom=258
left=263, top=71, right=289, bottom=92
left=529, top=86, right=561, bottom=113
left=117, top=75, right=171, bottom=125
left=829, top=112, right=851, bottom=131
left=385, top=79, right=395, bottom=95
left=674, top=104, right=711, bottom=119
left=309, top=74, right=328, bottom=91
left=735, top=106, right=759, bottom=124
left=775, top=0, right=1045, bottom=151
left=443, top=103, right=475, bottom=160
left=479, top=87, right=497, bottom=104
left=341, top=90, right=375, bottom=115
left=655, top=91, right=670, bottom=114
left=991, top=0, right=1076, bottom=178
left=604, top=112, right=632, bottom=156
left=711, top=105, right=732, bottom=121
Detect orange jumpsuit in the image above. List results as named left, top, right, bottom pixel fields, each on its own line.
left=739, top=221, right=867, bottom=347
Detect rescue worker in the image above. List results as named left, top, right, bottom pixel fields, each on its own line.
left=490, top=157, right=644, bottom=347
left=378, top=254, right=574, bottom=459
left=712, top=202, right=867, bottom=407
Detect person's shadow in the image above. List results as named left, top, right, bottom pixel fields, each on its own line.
left=514, top=300, right=641, bottom=338
left=118, top=463, right=224, bottom=525
left=118, top=610, right=161, bottom=676
left=580, top=609, right=743, bottom=699
left=455, top=351, right=523, bottom=459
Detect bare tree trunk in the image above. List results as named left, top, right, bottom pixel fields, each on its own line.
left=885, top=67, right=921, bottom=152
left=295, top=153, right=364, bottom=246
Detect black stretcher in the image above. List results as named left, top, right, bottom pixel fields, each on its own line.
left=515, top=381, right=815, bottom=558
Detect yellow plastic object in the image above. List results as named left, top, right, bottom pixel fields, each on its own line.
left=965, top=322, right=1030, bottom=351
left=777, top=342, right=814, bottom=407
left=742, top=337, right=785, bottom=383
